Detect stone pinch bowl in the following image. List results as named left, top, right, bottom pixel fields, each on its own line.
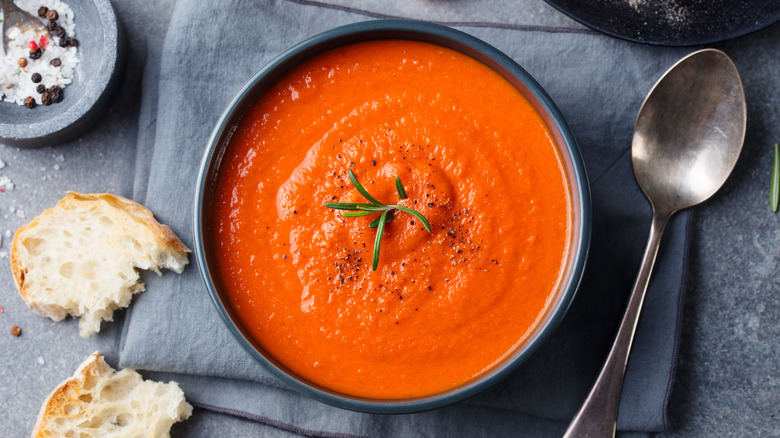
left=0, top=0, right=125, bottom=148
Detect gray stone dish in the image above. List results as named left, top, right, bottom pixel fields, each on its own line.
left=194, top=20, right=591, bottom=414
left=0, top=0, right=125, bottom=147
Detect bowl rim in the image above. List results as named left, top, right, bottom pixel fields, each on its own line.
left=194, top=19, right=591, bottom=414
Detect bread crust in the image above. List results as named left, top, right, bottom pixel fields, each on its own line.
left=31, top=352, right=111, bottom=437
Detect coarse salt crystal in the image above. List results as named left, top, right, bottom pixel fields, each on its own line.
left=0, top=176, right=13, bottom=191
left=37, top=356, right=45, bottom=366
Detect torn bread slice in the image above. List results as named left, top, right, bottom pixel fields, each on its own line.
left=10, top=192, right=190, bottom=337
left=32, top=351, right=193, bottom=438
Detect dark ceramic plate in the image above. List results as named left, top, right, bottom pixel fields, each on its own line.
left=0, top=0, right=125, bottom=147
left=545, top=0, right=780, bottom=46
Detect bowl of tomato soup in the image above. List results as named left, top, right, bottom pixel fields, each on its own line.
left=194, top=20, right=590, bottom=413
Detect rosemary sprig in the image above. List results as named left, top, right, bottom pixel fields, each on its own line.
left=772, top=143, right=779, bottom=212
left=325, top=169, right=432, bottom=270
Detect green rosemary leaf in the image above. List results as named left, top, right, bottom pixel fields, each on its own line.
left=325, top=202, right=377, bottom=210
left=355, top=205, right=390, bottom=212
left=772, top=143, right=779, bottom=212
left=369, top=210, right=394, bottom=228
left=395, top=177, right=407, bottom=199
left=373, top=210, right=389, bottom=270
left=342, top=211, right=376, bottom=218
left=396, top=205, right=432, bottom=232
left=325, top=202, right=359, bottom=210
left=325, top=169, right=433, bottom=270
left=348, top=169, right=383, bottom=205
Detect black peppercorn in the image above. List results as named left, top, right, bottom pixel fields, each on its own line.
left=66, top=37, right=79, bottom=47
left=41, top=89, right=53, bottom=106
left=29, top=48, right=42, bottom=60
left=24, top=96, right=35, bottom=108
left=49, top=86, right=63, bottom=103
left=58, top=37, right=69, bottom=48
left=53, top=26, right=66, bottom=39
left=50, top=58, right=61, bottom=67
left=31, top=73, right=42, bottom=83
left=37, top=6, right=49, bottom=18
left=46, top=9, right=58, bottom=21
left=47, top=20, right=59, bottom=31
left=36, top=84, right=45, bottom=94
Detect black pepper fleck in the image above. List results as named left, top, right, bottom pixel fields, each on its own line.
left=49, top=85, right=63, bottom=103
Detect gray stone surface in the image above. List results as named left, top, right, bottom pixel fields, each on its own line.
left=0, top=0, right=778, bottom=437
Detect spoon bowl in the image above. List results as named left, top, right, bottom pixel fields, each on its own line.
left=565, top=48, right=745, bottom=437
left=633, top=49, right=746, bottom=213
left=0, top=0, right=50, bottom=52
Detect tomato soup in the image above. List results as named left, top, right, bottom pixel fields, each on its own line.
left=210, top=40, right=572, bottom=399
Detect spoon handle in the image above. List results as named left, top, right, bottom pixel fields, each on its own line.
left=563, top=208, right=672, bottom=438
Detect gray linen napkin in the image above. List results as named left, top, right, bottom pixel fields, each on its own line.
left=121, top=1, right=692, bottom=436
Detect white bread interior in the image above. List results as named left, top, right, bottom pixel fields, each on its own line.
left=32, top=351, right=193, bottom=438
left=10, top=192, right=190, bottom=337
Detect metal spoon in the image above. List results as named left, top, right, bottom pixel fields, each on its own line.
left=0, top=0, right=50, bottom=53
left=564, top=48, right=746, bottom=437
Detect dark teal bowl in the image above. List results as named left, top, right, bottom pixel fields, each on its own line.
left=194, top=20, right=591, bottom=414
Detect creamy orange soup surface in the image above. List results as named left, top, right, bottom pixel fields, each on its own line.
left=211, top=39, right=572, bottom=399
